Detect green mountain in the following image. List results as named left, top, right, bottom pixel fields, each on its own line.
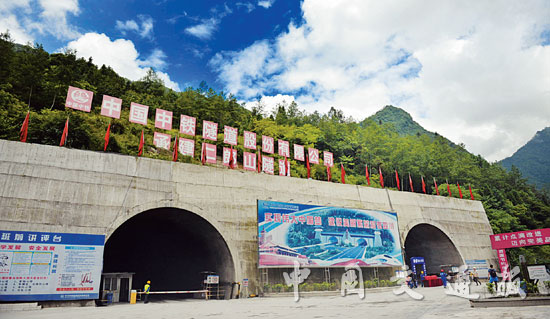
left=501, top=127, right=550, bottom=191
left=363, top=105, right=457, bottom=147
left=363, top=105, right=433, bottom=137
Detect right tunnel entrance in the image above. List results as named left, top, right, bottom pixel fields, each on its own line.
left=404, top=223, right=463, bottom=274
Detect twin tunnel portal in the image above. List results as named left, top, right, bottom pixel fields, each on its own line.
left=103, top=207, right=464, bottom=297
left=0, top=140, right=495, bottom=300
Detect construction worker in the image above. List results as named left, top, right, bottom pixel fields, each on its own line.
left=439, top=269, right=448, bottom=288
left=143, top=280, right=151, bottom=303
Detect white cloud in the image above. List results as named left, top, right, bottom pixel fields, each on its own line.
left=143, top=48, right=167, bottom=70
left=185, top=4, right=233, bottom=40
left=210, top=0, right=550, bottom=161
left=210, top=40, right=272, bottom=98
left=0, top=0, right=31, bottom=12
left=115, top=20, right=139, bottom=33
left=243, top=94, right=295, bottom=114
left=1, top=0, right=80, bottom=41
left=185, top=18, right=219, bottom=40
left=0, top=14, right=34, bottom=44
left=35, top=0, right=81, bottom=39
left=66, top=32, right=180, bottom=91
left=115, top=15, right=154, bottom=39
left=236, top=2, right=255, bottom=13
left=257, top=0, right=275, bottom=9
left=155, top=72, right=180, bottom=92
left=139, top=16, right=153, bottom=38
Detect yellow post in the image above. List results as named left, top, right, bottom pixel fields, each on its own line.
left=130, top=290, right=137, bottom=304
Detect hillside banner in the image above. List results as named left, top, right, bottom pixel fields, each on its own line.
left=490, top=228, right=550, bottom=249
left=257, top=200, right=403, bottom=268
left=0, top=230, right=105, bottom=301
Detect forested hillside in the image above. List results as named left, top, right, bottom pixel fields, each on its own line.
left=1, top=33, right=549, bottom=264
left=501, top=127, right=550, bottom=192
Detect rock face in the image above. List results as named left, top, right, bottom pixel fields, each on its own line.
left=501, top=127, right=550, bottom=191
left=0, top=139, right=496, bottom=294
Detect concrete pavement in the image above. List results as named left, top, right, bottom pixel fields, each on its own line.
left=2, top=285, right=549, bottom=319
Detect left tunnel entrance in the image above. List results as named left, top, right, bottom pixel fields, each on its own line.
left=103, top=208, right=235, bottom=298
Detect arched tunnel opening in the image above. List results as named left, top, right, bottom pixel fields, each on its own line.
left=103, top=208, right=235, bottom=299
left=404, top=223, right=463, bottom=275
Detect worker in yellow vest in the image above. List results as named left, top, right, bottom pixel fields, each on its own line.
left=143, top=280, right=151, bottom=303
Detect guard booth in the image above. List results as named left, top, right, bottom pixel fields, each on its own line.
left=201, top=271, right=222, bottom=299
left=101, top=272, right=134, bottom=303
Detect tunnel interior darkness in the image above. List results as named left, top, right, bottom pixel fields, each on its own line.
left=404, top=223, right=463, bottom=275
left=103, top=208, right=235, bottom=297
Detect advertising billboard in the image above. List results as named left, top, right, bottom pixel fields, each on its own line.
left=257, top=200, right=403, bottom=268
left=0, top=230, right=105, bottom=301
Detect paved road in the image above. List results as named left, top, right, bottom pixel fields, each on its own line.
left=328, top=245, right=365, bottom=260
left=3, top=286, right=549, bottom=319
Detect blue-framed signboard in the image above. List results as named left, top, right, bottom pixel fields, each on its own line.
left=0, top=230, right=105, bottom=301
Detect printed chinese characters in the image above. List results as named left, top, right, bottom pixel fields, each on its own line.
left=283, top=261, right=311, bottom=302
left=180, top=115, right=196, bottom=136
left=340, top=263, right=365, bottom=299
left=391, top=265, right=424, bottom=300
left=129, top=102, right=149, bottom=125
left=444, top=265, right=479, bottom=299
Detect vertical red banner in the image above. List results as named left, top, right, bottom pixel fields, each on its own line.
left=497, top=249, right=511, bottom=281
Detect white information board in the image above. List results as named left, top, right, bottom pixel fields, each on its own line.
left=0, top=230, right=105, bottom=301
left=528, top=265, right=550, bottom=281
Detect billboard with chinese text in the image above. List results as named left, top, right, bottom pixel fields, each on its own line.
left=257, top=200, right=403, bottom=268
left=0, top=230, right=105, bottom=301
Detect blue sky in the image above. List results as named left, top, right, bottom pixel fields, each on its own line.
left=1, top=0, right=549, bottom=162
left=1, top=0, right=302, bottom=90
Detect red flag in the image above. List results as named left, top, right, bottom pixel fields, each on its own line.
left=20, top=111, right=30, bottom=142
left=172, top=135, right=178, bottom=162
left=59, top=117, right=69, bottom=146
left=446, top=179, right=452, bottom=197
left=326, top=165, right=331, bottom=181
left=409, top=173, right=414, bottom=192
left=138, top=130, right=144, bottom=156
left=306, top=153, right=311, bottom=179
left=433, top=177, right=439, bottom=195
left=257, top=151, right=262, bottom=173
left=201, top=143, right=206, bottom=165
left=395, top=170, right=400, bottom=191
left=341, top=163, right=346, bottom=184
left=469, top=184, right=474, bottom=200
left=104, top=123, right=111, bottom=151
left=457, top=182, right=463, bottom=199
left=229, top=145, right=235, bottom=169
left=421, top=176, right=426, bottom=194
left=365, top=164, right=370, bottom=186
left=379, top=167, right=384, bottom=188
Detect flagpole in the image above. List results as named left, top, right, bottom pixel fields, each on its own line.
left=27, top=86, right=32, bottom=110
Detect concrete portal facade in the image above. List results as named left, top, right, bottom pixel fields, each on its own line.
left=0, top=140, right=496, bottom=293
